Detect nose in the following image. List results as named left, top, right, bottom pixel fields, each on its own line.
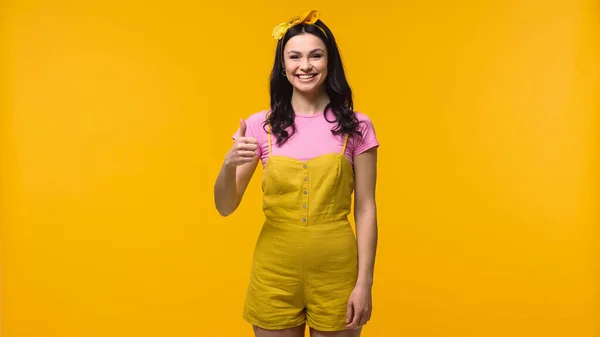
left=300, top=59, right=313, bottom=72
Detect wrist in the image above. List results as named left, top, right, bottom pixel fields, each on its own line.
left=223, top=152, right=235, bottom=168
left=223, top=157, right=237, bottom=172
left=356, top=279, right=373, bottom=288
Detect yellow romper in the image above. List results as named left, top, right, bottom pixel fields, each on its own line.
left=243, top=130, right=358, bottom=332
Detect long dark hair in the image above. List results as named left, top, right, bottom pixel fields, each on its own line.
left=264, top=19, right=362, bottom=146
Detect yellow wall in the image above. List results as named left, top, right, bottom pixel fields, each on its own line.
left=1, top=1, right=598, bottom=336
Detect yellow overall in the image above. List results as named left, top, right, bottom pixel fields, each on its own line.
left=243, top=130, right=358, bottom=331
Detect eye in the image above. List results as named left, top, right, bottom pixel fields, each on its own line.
left=311, top=54, right=323, bottom=59
left=289, top=55, right=300, bottom=59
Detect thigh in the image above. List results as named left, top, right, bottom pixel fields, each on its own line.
left=309, top=327, right=362, bottom=337
left=253, top=323, right=305, bottom=337
left=244, top=223, right=305, bottom=329
left=303, top=223, right=358, bottom=331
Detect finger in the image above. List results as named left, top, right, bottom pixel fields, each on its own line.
left=237, top=150, right=257, bottom=158
left=345, top=301, right=353, bottom=325
left=347, top=307, right=363, bottom=330
left=236, top=143, right=258, bottom=151
left=239, top=119, right=247, bottom=137
left=353, top=309, right=364, bottom=329
left=359, top=309, right=370, bottom=326
left=238, top=136, right=258, bottom=144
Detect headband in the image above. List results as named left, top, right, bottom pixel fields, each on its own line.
left=271, top=10, right=328, bottom=40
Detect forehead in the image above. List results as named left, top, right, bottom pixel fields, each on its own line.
left=284, top=33, right=327, bottom=53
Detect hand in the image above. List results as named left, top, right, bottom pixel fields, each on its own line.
left=345, top=284, right=372, bottom=330
left=225, top=119, right=258, bottom=168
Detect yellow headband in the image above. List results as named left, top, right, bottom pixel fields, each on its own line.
left=271, top=10, right=328, bottom=40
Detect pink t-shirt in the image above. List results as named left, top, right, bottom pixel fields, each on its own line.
left=232, top=109, right=379, bottom=167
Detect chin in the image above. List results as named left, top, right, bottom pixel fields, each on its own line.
left=293, top=81, right=326, bottom=94
left=294, top=85, right=319, bottom=93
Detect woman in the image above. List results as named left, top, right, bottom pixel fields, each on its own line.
left=214, top=10, right=379, bottom=337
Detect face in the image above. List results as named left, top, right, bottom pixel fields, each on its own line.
left=282, top=33, right=328, bottom=94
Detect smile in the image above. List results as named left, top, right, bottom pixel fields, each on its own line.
left=296, top=74, right=317, bottom=80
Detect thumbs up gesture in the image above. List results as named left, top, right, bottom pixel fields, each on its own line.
left=225, top=119, right=259, bottom=168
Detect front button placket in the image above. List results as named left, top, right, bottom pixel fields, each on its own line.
left=301, top=162, right=309, bottom=226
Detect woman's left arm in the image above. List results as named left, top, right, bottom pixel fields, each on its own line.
left=354, top=146, right=378, bottom=287
left=346, top=146, right=378, bottom=330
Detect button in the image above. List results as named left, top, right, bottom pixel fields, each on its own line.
left=304, top=177, right=308, bottom=182
left=303, top=204, right=307, bottom=209
left=302, top=218, right=306, bottom=222
left=302, top=164, right=307, bottom=169
left=303, top=190, right=308, bottom=195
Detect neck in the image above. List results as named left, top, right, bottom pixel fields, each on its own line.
left=291, top=87, right=330, bottom=116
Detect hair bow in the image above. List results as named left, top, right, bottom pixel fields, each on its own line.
left=272, top=10, right=324, bottom=40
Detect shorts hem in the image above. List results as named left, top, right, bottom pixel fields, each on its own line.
left=306, top=321, right=348, bottom=332
left=243, top=314, right=305, bottom=331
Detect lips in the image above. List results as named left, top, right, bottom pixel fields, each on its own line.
left=296, top=73, right=317, bottom=80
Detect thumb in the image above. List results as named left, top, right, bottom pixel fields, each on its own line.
left=346, top=300, right=353, bottom=324
left=239, top=119, right=247, bottom=138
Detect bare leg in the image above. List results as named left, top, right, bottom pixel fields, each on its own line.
left=253, top=323, right=305, bottom=337
left=309, top=327, right=362, bottom=337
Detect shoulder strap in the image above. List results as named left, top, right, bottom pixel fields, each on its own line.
left=267, top=126, right=273, bottom=156
left=266, top=112, right=273, bottom=156
left=341, top=133, right=349, bottom=155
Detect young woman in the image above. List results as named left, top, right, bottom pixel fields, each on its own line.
left=214, top=10, right=379, bottom=337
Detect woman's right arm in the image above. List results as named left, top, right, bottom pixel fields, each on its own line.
left=213, top=119, right=259, bottom=217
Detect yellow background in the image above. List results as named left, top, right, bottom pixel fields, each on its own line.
left=1, top=0, right=598, bottom=336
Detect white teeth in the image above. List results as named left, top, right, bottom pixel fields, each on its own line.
left=298, top=74, right=316, bottom=79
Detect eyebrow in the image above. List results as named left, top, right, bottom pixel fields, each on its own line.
left=286, top=48, right=324, bottom=54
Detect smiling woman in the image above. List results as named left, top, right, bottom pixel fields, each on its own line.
left=283, top=41, right=327, bottom=91
left=213, top=9, right=379, bottom=337
left=3, top=1, right=598, bottom=337
left=265, top=10, right=363, bottom=148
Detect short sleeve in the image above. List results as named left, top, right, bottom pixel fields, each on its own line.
left=352, top=113, right=379, bottom=156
